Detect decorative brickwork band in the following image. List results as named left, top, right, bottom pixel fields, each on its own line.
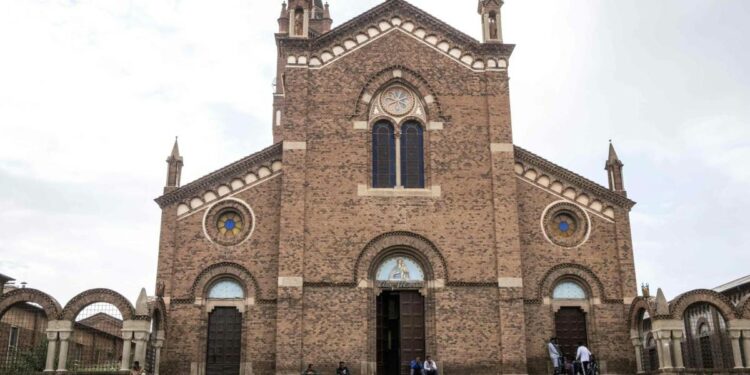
left=61, top=288, right=136, bottom=321
left=0, top=287, right=63, bottom=319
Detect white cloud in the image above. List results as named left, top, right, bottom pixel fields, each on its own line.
left=0, top=0, right=748, bottom=304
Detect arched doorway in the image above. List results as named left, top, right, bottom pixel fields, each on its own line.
left=552, top=280, right=589, bottom=360
left=375, top=256, right=426, bottom=375
left=205, top=278, right=244, bottom=375
left=683, top=303, right=734, bottom=370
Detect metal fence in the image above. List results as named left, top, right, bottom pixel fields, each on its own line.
left=68, top=302, right=125, bottom=372
left=0, top=302, right=48, bottom=374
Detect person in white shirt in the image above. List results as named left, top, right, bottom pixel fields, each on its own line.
left=423, top=355, right=438, bottom=375
left=547, top=337, right=562, bottom=373
left=575, top=342, right=592, bottom=375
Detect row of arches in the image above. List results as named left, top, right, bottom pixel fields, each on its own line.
left=0, top=287, right=166, bottom=374
left=630, top=289, right=750, bottom=372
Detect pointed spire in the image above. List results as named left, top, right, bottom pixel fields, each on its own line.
left=323, top=2, right=330, bottom=19
left=135, top=288, right=149, bottom=316
left=278, top=1, right=290, bottom=33
left=605, top=140, right=626, bottom=194
left=165, top=137, right=184, bottom=189
left=655, top=288, right=669, bottom=316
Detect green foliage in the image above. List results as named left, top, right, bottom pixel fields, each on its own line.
left=2, top=339, right=47, bottom=375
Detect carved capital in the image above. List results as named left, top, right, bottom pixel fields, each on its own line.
left=671, top=330, right=684, bottom=339
left=46, top=332, right=59, bottom=341
left=58, top=331, right=72, bottom=341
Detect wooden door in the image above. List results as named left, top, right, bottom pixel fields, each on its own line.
left=555, top=307, right=588, bottom=360
left=206, top=307, right=242, bottom=375
left=399, top=292, right=425, bottom=375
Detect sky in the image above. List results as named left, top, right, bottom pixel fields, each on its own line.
left=0, top=0, right=748, bottom=305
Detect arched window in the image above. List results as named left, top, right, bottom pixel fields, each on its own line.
left=552, top=280, right=587, bottom=300
left=372, top=121, right=396, bottom=188
left=208, top=278, right=244, bottom=299
left=400, top=121, right=424, bottom=188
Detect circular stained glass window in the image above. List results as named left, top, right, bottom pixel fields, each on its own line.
left=543, top=202, right=590, bottom=248
left=204, top=199, right=254, bottom=246
left=217, top=211, right=243, bottom=237
left=380, top=86, right=416, bottom=116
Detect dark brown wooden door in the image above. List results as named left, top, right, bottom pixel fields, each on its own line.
left=399, top=292, right=425, bottom=375
left=555, top=307, right=588, bottom=360
left=206, top=307, right=242, bottom=375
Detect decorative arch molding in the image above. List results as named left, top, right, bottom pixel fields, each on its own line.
left=149, top=297, right=168, bottom=331
left=61, top=288, right=136, bottom=321
left=668, top=289, right=738, bottom=321
left=190, top=262, right=260, bottom=299
left=628, top=297, right=655, bottom=332
left=738, top=294, right=750, bottom=320
left=354, top=231, right=448, bottom=283
left=353, top=66, right=445, bottom=122
left=0, top=288, right=63, bottom=320
left=538, top=263, right=607, bottom=301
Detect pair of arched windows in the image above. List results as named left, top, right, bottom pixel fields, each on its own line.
left=372, top=121, right=424, bottom=189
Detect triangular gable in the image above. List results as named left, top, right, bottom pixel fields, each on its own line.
left=514, top=146, right=636, bottom=218
left=281, top=0, right=514, bottom=72
left=155, top=143, right=283, bottom=211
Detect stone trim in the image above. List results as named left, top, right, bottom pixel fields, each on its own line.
left=304, top=282, right=358, bottom=288
left=278, top=276, right=304, bottom=288
left=353, top=65, right=445, bottom=121
left=155, top=143, right=283, bottom=208
left=490, top=143, right=514, bottom=153
left=282, top=141, right=307, bottom=150
left=357, top=184, right=441, bottom=198
left=498, top=277, right=523, bottom=288
left=445, top=281, right=497, bottom=288
left=514, top=146, right=635, bottom=209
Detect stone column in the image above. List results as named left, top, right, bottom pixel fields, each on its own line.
left=153, top=332, right=165, bottom=375
left=742, top=330, right=750, bottom=369
left=120, top=331, right=133, bottom=371
left=44, top=331, right=58, bottom=372
left=56, top=331, right=71, bottom=372
left=631, top=337, right=644, bottom=373
left=133, top=331, right=149, bottom=366
left=671, top=330, right=684, bottom=369
left=730, top=329, right=744, bottom=369
left=656, top=331, right=673, bottom=369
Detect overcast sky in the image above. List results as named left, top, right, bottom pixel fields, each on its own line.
left=0, top=0, right=748, bottom=305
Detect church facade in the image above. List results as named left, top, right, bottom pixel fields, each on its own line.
left=152, top=1, right=639, bottom=374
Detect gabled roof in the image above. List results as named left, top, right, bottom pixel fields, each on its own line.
left=155, top=143, right=283, bottom=208
left=714, top=274, right=750, bottom=293
left=514, top=146, right=636, bottom=210
left=280, top=0, right=513, bottom=58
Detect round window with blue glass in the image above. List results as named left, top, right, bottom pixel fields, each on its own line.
left=543, top=202, right=589, bottom=248
left=204, top=199, right=254, bottom=246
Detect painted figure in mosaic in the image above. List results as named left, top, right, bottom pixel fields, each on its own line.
left=389, top=258, right=411, bottom=281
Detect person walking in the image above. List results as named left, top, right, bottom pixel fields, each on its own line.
left=336, top=361, right=350, bottom=375
left=423, top=355, right=438, bottom=375
left=576, top=342, right=593, bottom=375
left=548, top=337, right=562, bottom=374
left=410, top=356, right=424, bottom=375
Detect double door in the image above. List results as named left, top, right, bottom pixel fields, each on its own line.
left=377, top=291, right=426, bottom=375
left=206, top=307, right=242, bottom=375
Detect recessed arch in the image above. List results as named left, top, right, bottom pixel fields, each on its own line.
left=0, top=288, right=63, bottom=320
left=538, top=263, right=606, bottom=300
left=354, top=231, right=448, bottom=283
left=191, top=262, right=260, bottom=299
left=354, top=66, right=445, bottom=121
left=628, top=297, right=656, bottom=332
left=61, top=288, right=136, bottom=321
left=669, top=289, right=738, bottom=321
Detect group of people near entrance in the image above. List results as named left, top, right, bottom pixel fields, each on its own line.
left=301, top=357, right=439, bottom=375
left=548, top=337, right=595, bottom=375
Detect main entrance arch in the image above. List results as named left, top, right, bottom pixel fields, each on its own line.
left=375, top=256, right=426, bottom=375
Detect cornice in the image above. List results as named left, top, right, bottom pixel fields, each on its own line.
left=155, top=143, right=283, bottom=208
left=514, top=146, right=636, bottom=210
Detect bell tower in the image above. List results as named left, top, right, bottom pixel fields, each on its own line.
left=278, top=1, right=331, bottom=37
left=478, top=0, right=504, bottom=43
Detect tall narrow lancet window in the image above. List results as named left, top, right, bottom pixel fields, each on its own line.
left=372, top=121, right=396, bottom=188
left=400, top=121, right=425, bottom=188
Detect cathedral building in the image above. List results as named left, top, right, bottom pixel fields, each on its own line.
left=152, top=1, right=639, bottom=374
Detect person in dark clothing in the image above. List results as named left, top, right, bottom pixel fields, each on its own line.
left=336, top=361, right=350, bottom=375
left=410, top=356, right=423, bottom=375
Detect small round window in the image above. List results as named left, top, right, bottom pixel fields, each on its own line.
left=552, top=281, right=587, bottom=300
left=543, top=202, right=590, bottom=248
left=204, top=199, right=254, bottom=246
left=217, top=210, right=244, bottom=237
left=208, top=278, right=244, bottom=299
